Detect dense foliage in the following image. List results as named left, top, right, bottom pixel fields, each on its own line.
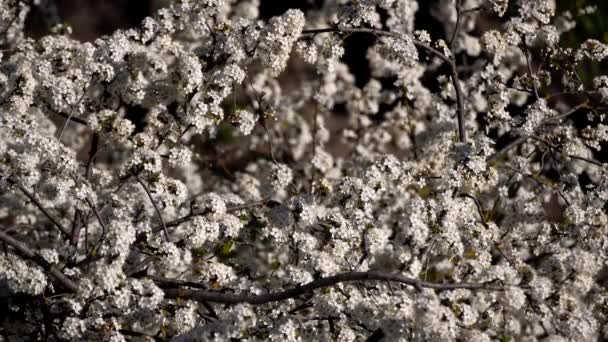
left=1, top=0, right=608, bottom=340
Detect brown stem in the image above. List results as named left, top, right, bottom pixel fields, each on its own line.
left=449, top=0, right=463, bottom=50
left=72, top=134, right=100, bottom=247
left=49, top=110, right=88, bottom=125
left=10, top=180, right=71, bottom=237
left=0, top=230, right=78, bottom=292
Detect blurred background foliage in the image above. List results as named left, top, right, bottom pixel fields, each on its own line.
left=557, top=0, right=608, bottom=46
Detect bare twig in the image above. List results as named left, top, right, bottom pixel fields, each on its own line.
left=71, top=133, right=100, bottom=247
left=527, top=135, right=603, bottom=167
left=459, top=193, right=515, bottom=268
left=488, top=102, right=589, bottom=163
left=522, top=40, right=539, bottom=99
left=70, top=174, right=108, bottom=239
left=159, top=271, right=505, bottom=305
left=136, top=176, right=170, bottom=242
left=50, top=110, right=88, bottom=126
left=502, top=165, right=571, bottom=206
left=449, top=0, right=463, bottom=50
left=58, top=78, right=96, bottom=141
left=9, top=179, right=71, bottom=237
left=0, top=230, right=78, bottom=292
left=245, top=79, right=280, bottom=164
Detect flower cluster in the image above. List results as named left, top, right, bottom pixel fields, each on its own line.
left=1, top=0, right=608, bottom=340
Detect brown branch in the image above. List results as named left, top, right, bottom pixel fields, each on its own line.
left=449, top=0, right=463, bottom=50
left=136, top=176, right=170, bottom=242
left=49, top=110, right=88, bottom=126
left=9, top=179, right=71, bottom=237
left=522, top=40, right=539, bottom=99
left=301, top=27, right=467, bottom=143
left=70, top=174, right=108, bottom=239
left=71, top=133, right=100, bottom=247
left=0, top=230, right=79, bottom=292
left=159, top=271, right=505, bottom=305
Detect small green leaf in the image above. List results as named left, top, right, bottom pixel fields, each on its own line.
left=219, top=239, right=235, bottom=257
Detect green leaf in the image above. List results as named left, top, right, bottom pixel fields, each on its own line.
left=219, top=239, right=236, bottom=257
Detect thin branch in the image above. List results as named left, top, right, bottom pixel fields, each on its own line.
left=527, top=135, right=603, bottom=167
left=159, top=271, right=506, bottom=305
left=459, top=193, right=515, bottom=268
left=522, top=40, right=539, bottom=99
left=459, top=193, right=488, bottom=228
left=49, top=110, right=88, bottom=126
left=488, top=101, right=589, bottom=163
left=9, top=179, right=71, bottom=237
left=135, top=176, right=170, bottom=242
left=245, top=79, right=279, bottom=164
left=0, top=230, right=78, bottom=292
left=309, top=107, right=319, bottom=194
left=449, top=0, right=463, bottom=50
left=72, top=133, right=100, bottom=247
left=502, top=165, right=571, bottom=206
left=70, top=174, right=108, bottom=239
left=301, top=27, right=467, bottom=143
left=58, top=78, right=96, bottom=141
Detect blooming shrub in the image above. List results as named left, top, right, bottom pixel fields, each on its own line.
left=1, top=0, right=608, bottom=340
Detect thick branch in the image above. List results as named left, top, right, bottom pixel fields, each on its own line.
left=0, top=230, right=79, bottom=292
left=301, top=27, right=467, bottom=143
left=159, top=271, right=504, bottom=305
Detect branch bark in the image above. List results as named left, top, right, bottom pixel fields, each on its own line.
left=158, top=271, right=505, bottom=305
left=0, top=230, right=79, bottom=292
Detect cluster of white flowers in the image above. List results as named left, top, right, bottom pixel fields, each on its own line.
left=0, top=254, right=47, bottom=295
left=233, top=109, right=257, bottom=135
left=269, top=163, right=294, bottom=190
left=258, top=9, right=305, bottom=76
left=377, top=35, right=419, bottom=68
left=2, top=0, right=608, bottom=340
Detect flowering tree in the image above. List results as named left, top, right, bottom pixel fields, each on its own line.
left=1, top=0, right=608, bottom=340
